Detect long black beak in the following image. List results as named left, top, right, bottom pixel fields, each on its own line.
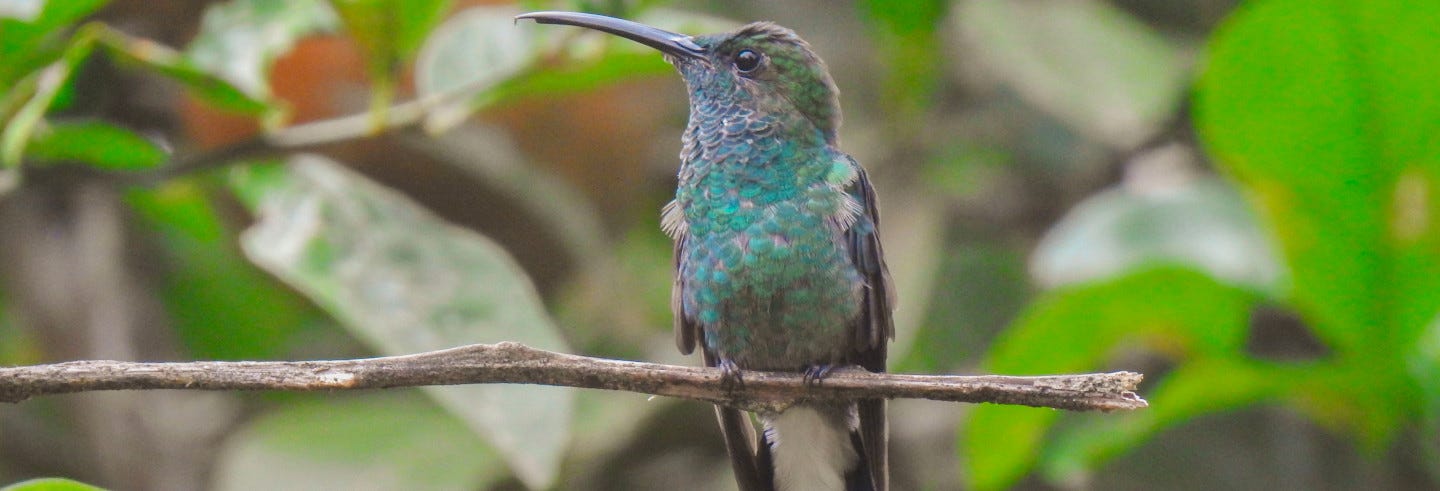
left=515, top=11, right=706, bottom=60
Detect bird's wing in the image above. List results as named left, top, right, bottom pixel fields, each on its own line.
left=668, top=197, right=700, bottom=356
left=672, top=234, right=700, bottom=355
left=844, top=161, right=895, bottom=491
left=844, top=162, right=895, bottom=362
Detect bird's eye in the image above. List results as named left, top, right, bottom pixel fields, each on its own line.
left=734, top=50, right=762, bottom=74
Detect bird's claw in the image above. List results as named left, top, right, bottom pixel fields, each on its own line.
left=719, top=359, right=745, bottom=392
left=802, top=364, right=834, bottom=387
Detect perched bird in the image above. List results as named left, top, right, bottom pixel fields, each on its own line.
left=517, top=12, right=895, bottom=491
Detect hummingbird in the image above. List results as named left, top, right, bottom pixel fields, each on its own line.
left=517, top=12, right=895, bottom=491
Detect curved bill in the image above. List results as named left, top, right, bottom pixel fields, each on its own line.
left=516, top=11, right=706, bottom=60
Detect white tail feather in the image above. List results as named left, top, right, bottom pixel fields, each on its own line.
left=765, top=406, right=857, bottom=491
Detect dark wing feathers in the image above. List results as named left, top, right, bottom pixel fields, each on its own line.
left=673, top=235, right=699, bottom=355
left=848, top=164, right=895, bottom=357
left=846, top=164, right=894, bottom=491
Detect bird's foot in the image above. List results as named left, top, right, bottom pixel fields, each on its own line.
left=802, top=364, right=835, bottom=387
left=718, top=358, right=745, bottom=392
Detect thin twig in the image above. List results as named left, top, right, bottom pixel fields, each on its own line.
left=113, top=28, right=595, bottom=187
left=112, top=90, right=449, bottom=186
left=0, top=342, right=1147, bottom=413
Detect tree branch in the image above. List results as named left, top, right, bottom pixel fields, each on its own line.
left=0, top=342, right=1146, bottom=413
left=112, top=30, right=597, bottom=187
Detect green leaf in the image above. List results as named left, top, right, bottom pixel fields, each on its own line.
left=328, top=0, right=454, bottom=126
left=988, top=267, right=1256, bottom=373
left=957, top=0, right=1187, bottom=148
left=963, top=267, right=1258, bottom=490
left=0, top=0, right=106, bottom=88
left=483, top=51, right=671, bottom=105
left=5, top=23, right=271, bottom=169
left=1, top=24, right=96, bottom=167
left=25, top=120, right=166, bottom=170
left=1196, top=0, right=1440, bottom=361
left=186, top=0, right=340, bottom=100
left=330, top=0, right=450, bottom=69
left=415, top=5, right=525, bottom=97
left=232, top=155, right=573, bottom=488
left=856, top=0, right=947, bottom=123
left=414, top=5, right=531, bottom=131
left=1410, top=317, right=1440, bottom=481
left=0, top=478, right=107, bottom=491
left=1042, top=358, right=1293, bottom=482
left=226, top=158, right=290, bottom=208
left=127, top=181, right=316, bottom=360
left=1030, top=177, right=1283, bottom=293
left=963, top=404, right=1059, bottom=491
left=96, top=27, right=272, bottom=115
left=213, top=393, right=506, bottom=491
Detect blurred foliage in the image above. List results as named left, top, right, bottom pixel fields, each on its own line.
left=0, top=478, right=106, bottom=491
left=0, top=0, right=1436, bottom=489
left=185, top=0, right=339, bottom=102
left=856, top=0, right=947, bottom=125
left=963, top=0, right=1440, bottom=489
left=957, top=0, right=1187, bottom=149
left=231, top=156, right=573, bottom=488
left=25, top=121, right=165, bottom=170
left=126, top=180, right=318, bottom=361
left=1030, top=175, right=1282, bottom=292
left=212, top=392, right=506, bottom=491
left=1198, top=0, right=1440, bottom=452
left=0, top=0, right=105, bottom=90
left=331, top=0, right=454, bottom=123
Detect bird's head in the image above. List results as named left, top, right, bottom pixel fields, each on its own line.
left=517, top=12, right=841, bottom=143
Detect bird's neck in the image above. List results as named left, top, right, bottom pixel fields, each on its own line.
left=681, top=100, right=830, bottom=169
left=679, top=118, right=831, bottom=206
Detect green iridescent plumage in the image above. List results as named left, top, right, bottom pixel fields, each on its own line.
left=665, top=23, right=889, bottom=372
left=667, top=23, right=895, bottom=491
left=517, top=13, right=895, bottom=491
